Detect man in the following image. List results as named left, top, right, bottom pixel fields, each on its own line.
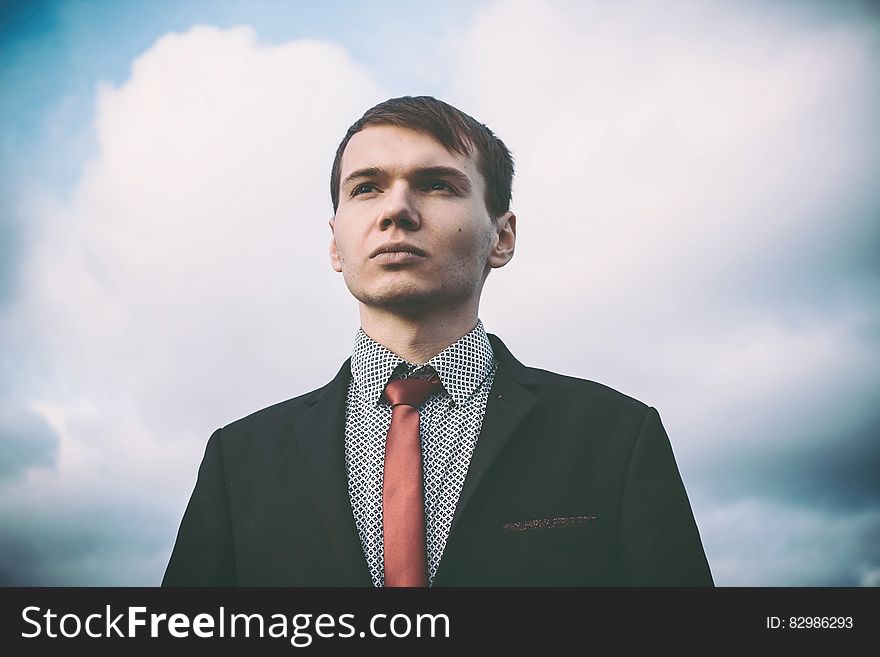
left=163, top=96, right=713, bottom=587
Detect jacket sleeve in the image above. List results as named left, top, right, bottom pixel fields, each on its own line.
left=614, top=407, right=714, bottom=586
left=162, top=428, right=236, bottom=586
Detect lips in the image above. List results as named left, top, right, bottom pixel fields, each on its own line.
left=369, top=243, right=427, bottom=259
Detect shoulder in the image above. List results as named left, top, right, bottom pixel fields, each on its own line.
left=212, top=359, right=350, bottom=445
left=223, top=386, right=322, bottom=431
left=524, top=365, right=648, bottom=412
left=489, top=333, right=650, bottom=417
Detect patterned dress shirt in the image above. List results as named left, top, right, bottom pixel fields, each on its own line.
left=344, top=320, right=497, bottom=586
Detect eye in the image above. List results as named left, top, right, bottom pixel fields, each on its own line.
left=350, top=182, right=378, bottom=197
left=425, top=181, right=455, bottom=193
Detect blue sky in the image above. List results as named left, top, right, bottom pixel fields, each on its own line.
left=1, top=0, right=879, bottom=586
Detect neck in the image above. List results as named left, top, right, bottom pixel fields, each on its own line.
left=359, top=301, right=480, bottom=364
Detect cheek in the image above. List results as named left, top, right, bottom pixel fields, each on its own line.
left=448, top=216, right=488, bottom=243
left=449, top=223, right=494, bottom=261
left=333, top=226, right=361, bottom=263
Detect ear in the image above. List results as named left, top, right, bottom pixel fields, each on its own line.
left=329, top=218, right=343, bottom=273
left=488, top=211, right=516, bottom=269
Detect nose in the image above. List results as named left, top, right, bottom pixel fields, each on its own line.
left=376, top=182, right=420, bottom=231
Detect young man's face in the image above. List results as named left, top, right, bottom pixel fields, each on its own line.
left=330, top=124, right=514, bottom=315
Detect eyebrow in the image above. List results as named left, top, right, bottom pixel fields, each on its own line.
left=341, top=166, right=473, bottom=193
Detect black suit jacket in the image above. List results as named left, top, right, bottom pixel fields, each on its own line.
left=163, top=335, right=713, bottom=586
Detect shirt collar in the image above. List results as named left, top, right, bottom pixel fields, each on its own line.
left=350, top=320, right=495, bottom=407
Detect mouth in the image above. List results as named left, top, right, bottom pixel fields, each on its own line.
left=369, top=243, right=427, bottom=259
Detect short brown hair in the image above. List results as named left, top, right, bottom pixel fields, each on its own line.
left=330, top=96, right=514, bottom=219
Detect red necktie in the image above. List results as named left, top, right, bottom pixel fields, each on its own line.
left=381, top=376, right=440, bottom=587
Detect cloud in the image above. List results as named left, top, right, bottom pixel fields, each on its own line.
left=861, top=568, right=880, bottom=587
left=442, top=0, right=880, bottom=583
left=2, top=2, right=878, bottom=586
left=446, top=0, right=879, bottom=352
left=697, top=498, right=880, bottom=586
left=0, top=399, right=59, bottom=479
left=0, top=24, right=382, bottom=584
left=688, top=406, right=880, bottom=511
left=0, top=489, right=172, bottom=585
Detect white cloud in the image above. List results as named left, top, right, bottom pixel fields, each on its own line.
left=448, top=0, right=878, bottom=331
left=444, top=0, right=880, bottom=445
left=442, top=0, right=880, bottom=584
left=860, top=568, right=880, bottom=587
left=698, top=498, right=880, bottom=585
left=1, top=24, right=382, bottom=584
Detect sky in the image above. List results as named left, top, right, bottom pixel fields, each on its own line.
left=1, top=0, right=878, bottom=586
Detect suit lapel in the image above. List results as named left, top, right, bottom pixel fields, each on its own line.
left=293, top=359, right=372, bottom=586
left=435, top=335, right=538, bottom=583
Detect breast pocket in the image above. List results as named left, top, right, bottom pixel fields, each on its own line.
left=500, top=515, right=598, bottom=556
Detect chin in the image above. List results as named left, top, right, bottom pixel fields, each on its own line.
left=355, top=286, right=444, bottom=310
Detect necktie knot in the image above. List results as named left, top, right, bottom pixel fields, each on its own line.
left=382, top=376, right=440, bottom=408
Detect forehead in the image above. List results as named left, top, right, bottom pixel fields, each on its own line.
left=340, top=125, right=481, bottom=182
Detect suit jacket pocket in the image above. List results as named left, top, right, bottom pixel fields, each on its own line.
left=500, top=515, right=598, bottom=556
